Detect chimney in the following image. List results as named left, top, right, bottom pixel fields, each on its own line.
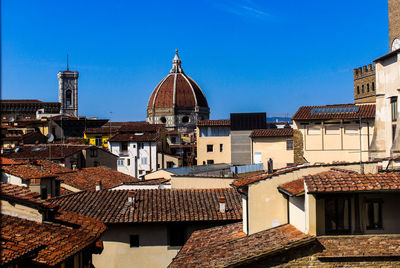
left=128, top=191, right=136, bottom=204
left=218, top=197, right=226, bottom=213
left=96, top=180, right=102, bottom=191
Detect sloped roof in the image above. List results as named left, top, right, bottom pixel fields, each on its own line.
left=59, top=166, right=140, bottom=191
left=305, top=171, right=400, bottom=193
left=1, top=164, right=59, bottom=181
left=4, top=144, right=90, bottom=160
left=250, top=128, right=293, bottom=138
left=278, top=178, right=305, bottom=196
left=169, top=223, right=314, bottom=267
left=0, top=183, right=106, bottom=266
left=292, top=104, right=375, bottom=120
left=51, top=188, right=242, bottom=224
left=197, top=120, right=230, bottom=127
left=108, top=132, right=159, bottom=142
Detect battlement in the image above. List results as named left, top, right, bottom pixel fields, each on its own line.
left=353, top=63, right=375, bottom=78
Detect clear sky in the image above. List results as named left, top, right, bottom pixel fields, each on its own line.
left=2, top=0, right=389, bottom=121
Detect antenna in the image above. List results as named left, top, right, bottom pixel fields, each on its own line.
left=67, top=54, right=69, bottom=71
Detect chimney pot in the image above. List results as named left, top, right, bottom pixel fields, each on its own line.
left=218, top=197, right=226, bottom=213
left=96, top=180, right=102, bottom=191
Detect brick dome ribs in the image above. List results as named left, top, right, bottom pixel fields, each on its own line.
left=146, top=50, right=210, bottom=131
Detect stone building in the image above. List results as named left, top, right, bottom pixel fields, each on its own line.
left=353, top=64, right=376, bottom=104
left=389, top=0, right=400, bottom=51
left=146, top=50, right=210, bottom=131
left=58, top=67, right=79, bottom=117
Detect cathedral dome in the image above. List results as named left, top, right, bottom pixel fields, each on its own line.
left=147, top=50, right=208, bottom=110
left=146, top=50, right=210, bottom=130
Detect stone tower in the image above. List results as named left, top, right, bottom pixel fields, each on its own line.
left=389, top=0, right=400, bottom=51
left=58, top=65, right=79, bottom=117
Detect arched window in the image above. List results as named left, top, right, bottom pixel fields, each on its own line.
left=182, top=116, right=189, bottom=123
left=66, top=90, right=72, bottom=106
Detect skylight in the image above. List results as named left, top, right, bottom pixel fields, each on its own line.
left=310, top=107, right=360, bottom=114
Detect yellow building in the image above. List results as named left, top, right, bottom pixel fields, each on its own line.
left=84, top=127, right=118, bottom=148
left=250, top=128, right=294, bottom=170
left=196, top=120, right=231, bottom=165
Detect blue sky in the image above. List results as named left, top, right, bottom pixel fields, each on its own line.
left=2, top=0, right=389, bottom=121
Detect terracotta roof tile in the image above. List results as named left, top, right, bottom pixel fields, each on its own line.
left=278, top=178, right=305, bottom=196
left=0, top=239, right=43, bottom=266
left=169, top=223, right=314, bottom=267
left=59, top=166, right=140, bottom=191
left=1, top=164, right=58, bottom=181
left=197, top=120, right=230, bottom=127
left=0, top=182, right=58, bottom=209
left=292, top=104, right=375, bottom=121
left=0, top=183, right=106, bottom=266
left=317, top=235, right=400, bottom=258
left=108, top=132, right=159, bottom=142
left=0, top=157, right=21, bottom=165
left=4, top=144, right=90, bottom=160
left=1, top=211, right=105, bottom=266
left=51, top=188, right=242, bottom=223
left=250, top=128, right=293, bottom=138
left=305, top=171, right=400, bottom=193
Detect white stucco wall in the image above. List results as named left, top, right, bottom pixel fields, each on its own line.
left=289, top=196, right=306, bottom=233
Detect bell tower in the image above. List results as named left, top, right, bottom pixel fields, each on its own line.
left=389, top=0, right=400, bottom=51
left=58, top=56, right=79, bottom=117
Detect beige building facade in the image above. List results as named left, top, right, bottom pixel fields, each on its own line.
left=196, top=120, right=231, bottom=165
left=292, top=104, right=375, bottom=165
left=250, top=128, right=294, bottom=169
left=370, top=50, right=400, bottom=159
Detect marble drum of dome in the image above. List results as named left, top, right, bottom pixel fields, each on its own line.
left=146, top=50, right=210, bottom=131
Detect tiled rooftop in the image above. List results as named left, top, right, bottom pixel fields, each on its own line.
left=59, top=166, right=140, bottom=191
left=0, top=182, right=58, bottom=209
left=305, top=171, right=400, bottom=193
left=3, top=144, right=90, bottom=160
left=1, top=164, right=58, bottom=181
left=51, top=188, right=242, bottom=223
left=0, top=183, right=106, bottom=266
left=85, top=127, right=120, bottom=134
left=278, top=178, right=305, bottom=196
left=108, top=132, right=159, bottom=142
left=1, top=211, right=105, bottom=266
left=317, top=235, right=400, bottom=258
left=197, top=120, right=230, bottom=127
left=250, top=128, right=293, bottom=138
left=169, top=223, right=314, bottom=267
left=0, top=157, right=21, bottom=165
left=292, top=104, right=375, bottom=120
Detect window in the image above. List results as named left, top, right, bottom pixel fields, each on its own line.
left=367, top=83, right=370, bottom=92
left=95, top=137, right=102, bottom=146
left=121, top=142, right=128, bottom=153
left=372, top=82, right=375, bottom=91
left=138, top=143, right=144, bottom=149
left=207, top=145, right=213, bottom=152
left=182, top=116, right=189, bottom=123
left=41, top=186, right=48, bottom=200
left=117, top=159, right=124, bottom=166
left=127, top=159, right=131, bottom=166
left=130, top=235, right=139, bottom=247
left=160, top=117, right=166, bottom=123
left=391, top=97, right=397, bottom=122
left=286, top=140, right=294, bottom=150
left=141, top=157, right=148, bottom=165
left=220, top=144, right=223, bottom=152
left=199, top=127, right=230, bottom=137
left=90, top=149, right=98, bottom=157
left=365, top=200, right=383, bottom=230
left=362, top=85, right=365, bottom=93
left=168, top=225, right=185, bottom=247
left=171, top=137, right=176, bottom=144
left=393, top=125, right=397, bottom=143
left=207, top=160, right=214, bottom=164
left=66, top=90, right=72, bottom=106
left=307, top=126, right=320, bottom=135
left=357, top=86, right=360, bottom=95
left=325, top=198, right=351, bottom=234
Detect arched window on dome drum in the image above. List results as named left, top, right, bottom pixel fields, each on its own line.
left=182, top=116, right=189, bottom=123
left=66, top=90, right=72, bottom=106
